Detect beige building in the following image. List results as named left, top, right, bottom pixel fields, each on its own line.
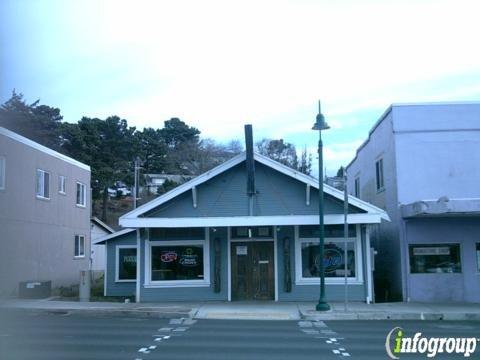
left=0, top=127, right=91, bottom=296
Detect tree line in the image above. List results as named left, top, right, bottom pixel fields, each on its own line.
left=0, top=91, right=312, bottom=221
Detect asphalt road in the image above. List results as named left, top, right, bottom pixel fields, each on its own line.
left=1, top=310, right=479, bottom=359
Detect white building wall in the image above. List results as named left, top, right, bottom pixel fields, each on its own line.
left=91, top=223, right=109, bottom=271
left=393, top=104, right=480, bottom=204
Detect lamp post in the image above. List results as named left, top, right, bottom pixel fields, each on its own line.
left=313, top=100, right=331, bottom=312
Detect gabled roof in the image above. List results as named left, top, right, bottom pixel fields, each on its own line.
left=93, top=228, right=135, bottom=244
left=91, top=217, right=115, bottom=234
left=119, top=152, right=389, bottom=228
left=0, top=126, right=90, bottom=171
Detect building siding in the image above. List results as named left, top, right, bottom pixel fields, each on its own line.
left=0, top=130, right=91, bottom=296
left=146, top=162, right=364, bottom=218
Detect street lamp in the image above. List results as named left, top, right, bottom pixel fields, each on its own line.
left=312, top=100, right=331, bottom=312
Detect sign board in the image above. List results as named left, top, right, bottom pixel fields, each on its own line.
left=413, top=247, right=450, bottom=256
left=236, top=246, right=248, bottom=255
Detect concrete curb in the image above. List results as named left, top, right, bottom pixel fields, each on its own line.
left=1, top=305, right=197, bottom=319
left=300, top=311, right=480, bottom=321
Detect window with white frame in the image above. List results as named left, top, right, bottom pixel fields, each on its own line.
left=147, top=240, right=209, bottom=286
left=296, top=225, right=362, bottom=284
left=74, top=235, right=85, bottom=258
left=375, top=158, right=384, bottom=191
left=36, top=169, right=50, bottom=199
left=58, top=175, right=66, bottom=194
left=76, top=181, right=86, bottom=206
left=0, top=156, right=5, bottom=190
left=116, top=246, right=137, bottom=281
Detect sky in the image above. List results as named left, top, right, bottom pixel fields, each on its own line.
left=1, top=0, right=480, bottom=175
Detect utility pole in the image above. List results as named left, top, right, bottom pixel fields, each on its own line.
left=133, top=157, right=140, bottom=209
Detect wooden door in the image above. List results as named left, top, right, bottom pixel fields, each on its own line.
left=231, top=242, right=275, bottom=300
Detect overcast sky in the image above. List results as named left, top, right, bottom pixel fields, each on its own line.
left=1, top=0, right=480, bottom=175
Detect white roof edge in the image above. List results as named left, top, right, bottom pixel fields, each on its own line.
left=93, top=228, right=136, bottom=244
left=120, top=214, right=385, bottom=228
left=119, top=151, right=389, bottom=222
left=391, top=101, right=480, bottom=107
left=91, top=217, right=115, bottom=234
left=0, top=126, right=91, bottom=171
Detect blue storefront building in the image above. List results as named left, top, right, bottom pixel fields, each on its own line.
left=95, top=149, right=388, bottom=303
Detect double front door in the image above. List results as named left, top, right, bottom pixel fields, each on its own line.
left=231, top=241, right=275, bottom=301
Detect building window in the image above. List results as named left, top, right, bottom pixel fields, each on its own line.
left=76, top=182, right=86, bottom=207
left=0, top=156, right=5, bottom=190
left=409, top=244, right=461, bottom=274
left=300, top=240, right=356, bottom=279
left=354, top=176, right=360, bottom=197
left=295, top=227, right=362, bottom=285
left=476, top=243, right=480, bottom=272
left=58, top=175, right=66, bottom=194
left=74, top=235, right=85, bottom=258
left=116, top=246, right=137, bottom=281
left=375, top=158, right=384, bottom=191
left=148, top=240, right=209, bottom=286
left=36, top=169, right=50, bottom=199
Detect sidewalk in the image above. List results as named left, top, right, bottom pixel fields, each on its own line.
left=1, top=298, right=479, bottom=321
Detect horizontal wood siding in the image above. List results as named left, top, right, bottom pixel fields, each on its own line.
left=146, top=162, right=365, bottom=218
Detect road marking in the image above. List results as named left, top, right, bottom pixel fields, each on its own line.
left=169, top=318, right=184, bottom=325
left=148, top=346, right=157, bottom=350
left=173, top=327, right=189, bottom=332
left=333, top=350, right=340, bottom=354
left=158, top=327, right=173, bottom=332
left=313, top=321, right=328, bottom=328
left=342, top=353, right=351, bottom=357
left=298, top=321, right=313, bottom=327
left=163, top=335, right=171, bottom=339
left=301, top=329, right=319, bottom=335
left=183, top=319, right=197, bottom=325
left=154, top=338, right=162, bottom=341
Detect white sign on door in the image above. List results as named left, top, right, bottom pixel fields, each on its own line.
left=236, top=246, right=248, bottom=255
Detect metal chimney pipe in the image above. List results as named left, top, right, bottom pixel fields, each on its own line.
left=244, top=124, right=256, bottom=216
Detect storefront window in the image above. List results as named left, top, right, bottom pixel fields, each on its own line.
left=409, top=244, right=461, bottom=274
left=300, top=240, right=356, bottom=278
left=117, top=246, right=137, bottom=281
left=476, top=243, right=480, bottom=272
left=151, top=243, right=204, bottom=281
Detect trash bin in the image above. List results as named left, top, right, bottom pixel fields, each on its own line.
left=19, top=281, right=52, bottom=299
